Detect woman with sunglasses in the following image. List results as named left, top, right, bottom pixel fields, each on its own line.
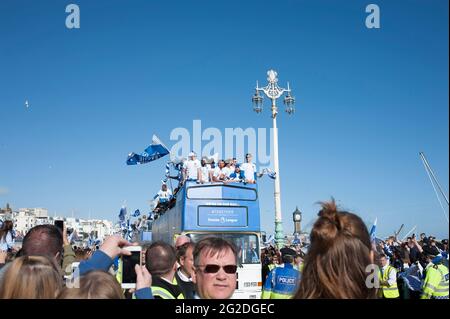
left=191, top=237, right=238, bottom=299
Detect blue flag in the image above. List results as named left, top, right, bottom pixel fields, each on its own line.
left=369, top=218, right=377, bottom=243
left=119, top=206, right=127, bottom=222
left=133, top=209, right=141, bottom=217
left=127, top=135, right=170, bottom=165
left=258, top=168, right=277, bottom=180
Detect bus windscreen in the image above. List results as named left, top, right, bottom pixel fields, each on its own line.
left=188, top=233, right=260, bottom=264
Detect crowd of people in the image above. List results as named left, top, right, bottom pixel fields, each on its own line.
left=182, top=152, right=257, bottom=185
left=151, top=152, right=258, bottom=217
left=0, top=199, right=448, bottom=299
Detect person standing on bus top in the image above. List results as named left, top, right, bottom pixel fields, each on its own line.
left=223, top=159, right=234, bottom=178
left=240, top=153, right=257, bottom=184
left=229, top=165, right=245, bottom=183
left=191, top=237, right=238, bottom=299
left=230, top=158, right=237, bottom=172
left=197, top=158, right=211, bottom=184
left=183, top=151, right=201, bottom=181
left=212, top=160, right=228, bottom=182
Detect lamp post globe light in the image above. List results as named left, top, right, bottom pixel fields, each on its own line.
left=252, top=70, right=296, bottom=248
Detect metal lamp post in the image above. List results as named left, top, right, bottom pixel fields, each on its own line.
left=252, top=70, right=295, bottom=248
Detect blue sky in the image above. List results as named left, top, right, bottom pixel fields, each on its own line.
left=0, top=0, right=448, bottom=239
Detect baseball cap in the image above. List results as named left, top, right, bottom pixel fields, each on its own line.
left=280, top=247, right=296, bottom=257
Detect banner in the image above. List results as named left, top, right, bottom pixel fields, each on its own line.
left=127, top=135, right=170, bottom=165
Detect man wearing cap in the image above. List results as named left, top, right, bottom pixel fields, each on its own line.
left=183, top=152, right=201, bottom=181
left=261, top=247, right=300, bottom=299
left=421, top=246, right=449, bottom=299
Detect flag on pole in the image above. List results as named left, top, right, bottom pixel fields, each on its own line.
left=127, top=135, right=170, bottom=165
left=369, top=218, right=377, bottom=243
left=118, top=206, right=127, bottom=222
left=132, top=209, right=141, bottom=217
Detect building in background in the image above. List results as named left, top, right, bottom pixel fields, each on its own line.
left=0, top=204, right=114, bottom=245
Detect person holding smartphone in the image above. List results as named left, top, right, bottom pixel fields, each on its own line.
left=121, top=246, right=142, bottom=289
left=78, top=235, right=153, bottom=299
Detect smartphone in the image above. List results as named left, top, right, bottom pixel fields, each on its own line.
left=55, top=220, right=64, bottom=233
left=121, top=246, right=142, bottom=289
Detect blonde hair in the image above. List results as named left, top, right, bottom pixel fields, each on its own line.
left=58, top=271, right=124, bottom=299
left=0, top=256, right=63, bottom=299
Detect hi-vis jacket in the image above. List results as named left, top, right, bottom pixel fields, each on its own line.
left=261, top=263, right=300, bottom=299
left=421, top=263, right=449, bottom=299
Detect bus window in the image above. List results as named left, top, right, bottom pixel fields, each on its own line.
left=188, top=233, right=260, bottom=264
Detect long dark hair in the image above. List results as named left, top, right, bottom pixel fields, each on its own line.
left=0, top=220, right=14, bottom=241
left=293, top=199, right=376, bottom=299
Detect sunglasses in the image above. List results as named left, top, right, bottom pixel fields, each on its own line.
left=196, top=264, right=238, bottom=274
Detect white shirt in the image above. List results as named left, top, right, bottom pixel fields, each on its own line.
left=198, top=166, right=210, bottom=183
left=157, top=189, right=172, bottom=200
left=176, top=269, right=192, bottom=283
left=0, top=232, right=14, bottom=251
left=382, top=264, right=397, bottom=286
left=184, top=159, right=201, bottom=180
left=240, top=162, right=257, bottom=181
left=223, top=166, right=233, bottom=177
left=213, top=167, right=227, bottom=178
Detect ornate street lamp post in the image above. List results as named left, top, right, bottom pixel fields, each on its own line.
left=252, top=70, right=296, bottom=248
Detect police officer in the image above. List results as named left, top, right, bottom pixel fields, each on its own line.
left=421, top=248, right=449, bottom=299
left=378, top=254, right=400, bottom=299
left=262, top=247, right=301, bottom=299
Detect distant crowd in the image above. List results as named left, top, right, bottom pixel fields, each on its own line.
left=182, top=152, right=258, bottom=185
left=0, top=199, right=448, bottom=299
